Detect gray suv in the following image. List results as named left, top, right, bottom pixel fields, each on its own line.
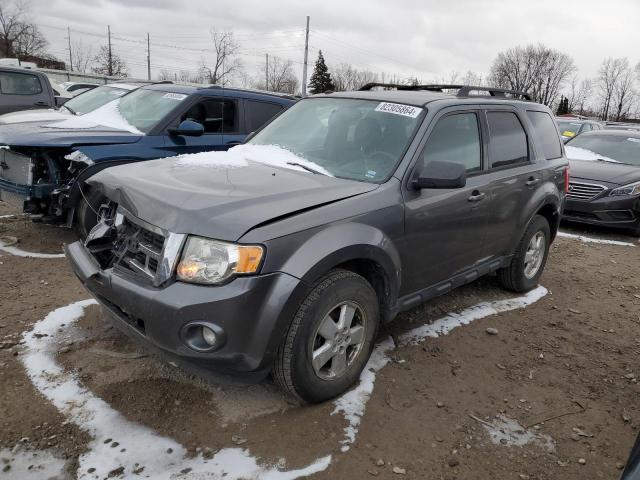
left=66, top=84, right=568, bottom=403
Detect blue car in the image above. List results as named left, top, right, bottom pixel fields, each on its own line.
left=0, top=84, right=296, bottom=236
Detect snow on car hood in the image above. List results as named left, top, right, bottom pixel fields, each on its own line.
left=0, top=108, right=71, bottom=125
left=88, top=145, right=377, bottom=241
left=565, top=145, right=619, bottom=163
left=44, top=101, right=142, bottom=134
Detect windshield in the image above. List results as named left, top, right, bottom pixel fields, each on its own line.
left=557, top=120, right=582, bottom=138
left=248, top=97, right=423, bottom=182
left=63, top=85, right=130, bottom=115
left=117, top=89, right=187, bottom=133
left=568, top=134, right=640, bottom=166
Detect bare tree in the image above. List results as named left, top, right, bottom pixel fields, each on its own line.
left=610, top=60, right=636, bottom=121
left=597, top=57, right=630, bottom=120
left=0, top=0, right=47, bottom=58
left=489, top=44, right=575, bottom=106
left=92, top=45, right=127, bottom=78
left=200, top=30, right=242, bottom=86
left=333, top=63, right=380, bottom=91
left=255, top=56, right=298, bottom=94
left=158, top=69, right=173, bottom=81
left=70, top=39, right=93, bottom=73
left=460, top=70, right=483, bottom=86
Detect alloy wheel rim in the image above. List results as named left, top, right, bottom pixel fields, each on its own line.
left=524, top=231, right=546, bottom=279
left=311, top=301, right=366, bottom=380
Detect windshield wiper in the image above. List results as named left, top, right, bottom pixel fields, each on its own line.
left=64, top=105, right=76, bottom=115
left=596, top=157, right=619, bottom=164
left=286, top=161, right=327, bottom=176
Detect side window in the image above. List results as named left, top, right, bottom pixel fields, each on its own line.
left=581, top=123, right=591, bottom=133
left=421, top=112, right=482, bottom=173
left=487, top=111, right=529, bottom=168
left=0, top=72, right=43, bottom=95
left=181, top=99, right=238, bottom=134
left=246, top=101, right=283, bottom=132
left=526, top=111, right=562, bottom=160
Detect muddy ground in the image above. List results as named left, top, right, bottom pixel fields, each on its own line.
left=1, top=200, right=639, bottom=480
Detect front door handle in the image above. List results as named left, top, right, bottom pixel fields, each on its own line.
left=468, top=191, right=486, bottom=202
left=226, top=141, right=242, bottom=146
left=526, top=177, right=540, bottom=187
left=33, top=101, right=48, bottom=106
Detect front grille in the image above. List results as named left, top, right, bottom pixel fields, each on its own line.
left=567, top=181, right=606, bottom=200
left=113, top=216, right=166, bottom=282
left=0, top=149, right=33, bottom=185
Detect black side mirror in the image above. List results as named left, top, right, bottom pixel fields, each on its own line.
left=54, top=96, right=68, bottom=107
left=411, top=160, right=467, bottom=189
left=168, top=120, right=205, bottom=137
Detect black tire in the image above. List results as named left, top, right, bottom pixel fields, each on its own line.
left=272, top=269, right=380, bottom=403
left=74, top=186, right=107, bottom=240
left=497, top=215, right=551, bottom=293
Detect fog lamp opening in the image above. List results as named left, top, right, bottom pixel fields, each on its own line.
left=201, top=326, right=217, bottom=346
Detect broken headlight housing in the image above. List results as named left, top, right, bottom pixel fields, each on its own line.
left=176, top=236, right=264, bottom=285
left=64, top=150, right=94, bottom=166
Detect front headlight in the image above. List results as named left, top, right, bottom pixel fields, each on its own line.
left=609, top=181, right=640, bottom=197
left=176, top=236, right=264, bottom=285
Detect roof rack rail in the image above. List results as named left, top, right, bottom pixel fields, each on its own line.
left=358, top=83, right=532, bottom=101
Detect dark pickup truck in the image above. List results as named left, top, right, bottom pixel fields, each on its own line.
left=0, top=66, right=69, bottom=114
left=66, top=84, right=568, bottom=402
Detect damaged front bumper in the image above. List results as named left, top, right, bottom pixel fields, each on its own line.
left=65, top=240, right=306, bottom=383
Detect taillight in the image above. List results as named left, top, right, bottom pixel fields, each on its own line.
left=563, top=166, right=570, bottom=193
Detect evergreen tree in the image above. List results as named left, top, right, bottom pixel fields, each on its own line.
left=308, top=50, right=335, bottom=94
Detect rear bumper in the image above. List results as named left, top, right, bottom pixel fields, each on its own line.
left=65, top=241, right=307, bottom=383
left=564, top=194, right=640, bottom=231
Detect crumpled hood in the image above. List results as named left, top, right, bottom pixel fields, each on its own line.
left=0, top=108, right=71, bottom=125
left=88, top=145, right=378, bottom=241
left=569, top=159, right=640, bottom=186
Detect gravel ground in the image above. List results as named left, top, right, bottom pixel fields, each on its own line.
left=0, top=200, right=638, bottom=479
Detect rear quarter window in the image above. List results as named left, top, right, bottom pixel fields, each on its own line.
left=526, top=111, right=562, bottom=160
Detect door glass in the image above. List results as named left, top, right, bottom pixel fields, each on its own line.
left=421, top=112, right=481, bottom=173
left=0, top=72, right=42, bottom=95
left=487, top=111, right=529, bottom=168
left=182, top=99, right=238, bottom=134
left=246, top=101, right=283, bottom=132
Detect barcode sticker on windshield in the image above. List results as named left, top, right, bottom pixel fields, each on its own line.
left=627, top=137, right=640, bottom=143
left=375, top=102, right=422, bottom=118
left=163, top=93, right=187, bottom=101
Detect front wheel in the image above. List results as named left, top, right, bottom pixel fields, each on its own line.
left=272, top=269, right=379, bottom=403
left=497, top=215, right=551, bottom=293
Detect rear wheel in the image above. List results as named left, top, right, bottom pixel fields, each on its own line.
left=74, top=186, right=108, bottom=240
left=272, top=269, right=379, bottom=403
left=497, top=215, right=550, bottom=293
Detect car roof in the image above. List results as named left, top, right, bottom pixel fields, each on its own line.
left=140, top=83, right=297, bottom=104
left=318, top=89, right=541, bottom=110
left=0, top=65, right=44, bottom=74
left=555, top=118, right=594, bottom=124
left=105, top=83, right=142, bottom=91
left=578, top=129, right=640, bottom=139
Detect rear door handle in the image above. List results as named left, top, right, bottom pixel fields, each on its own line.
left=526, top=177, right=540, bottom=187
left=468, top=191, right=486, bottom=202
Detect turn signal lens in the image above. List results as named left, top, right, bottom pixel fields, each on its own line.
left=237, top=245, right=264, bottom=273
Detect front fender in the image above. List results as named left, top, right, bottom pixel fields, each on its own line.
left=267, top=223, right=403, bottom=310
left=67, top=158, right=139, bottom=208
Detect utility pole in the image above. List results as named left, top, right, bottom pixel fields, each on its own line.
left=265, top=53, right=269, bottom=91
left=302, top=15, right=310, bottom=96
left=146, top=33, right=151, bottom=80
left=67, top=27, right=73, bottom=71
left=107, top=25, right=113, bottom=76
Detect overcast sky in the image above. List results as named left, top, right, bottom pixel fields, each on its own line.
left=32, top=0, right=640, bottom=87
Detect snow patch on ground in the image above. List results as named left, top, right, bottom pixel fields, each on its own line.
left=0, top=446, right=67, bottom=479
left=21, top=300, right=330, bottom=480
left=481, top=414, right=555, bottom=451
left=557, top=231, right=635, bottom=247
left=332, top=286, right=549, bottom=451
left=0, top=238, right=65, bottom=258
left=174, top=144, right=333, bottom=176
left=45, top=101, right=141, bottom=134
